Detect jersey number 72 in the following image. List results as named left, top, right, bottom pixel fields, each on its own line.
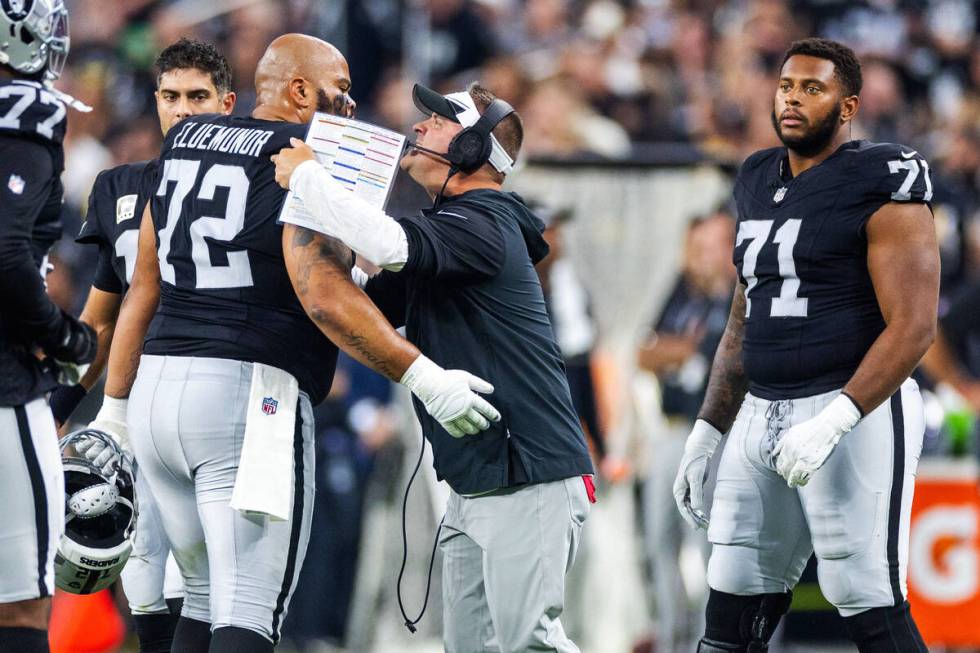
left=155, top=158, right=254, bottom=290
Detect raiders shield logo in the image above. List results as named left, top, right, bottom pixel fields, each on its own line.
left=1, top=0, right=34, bottom=21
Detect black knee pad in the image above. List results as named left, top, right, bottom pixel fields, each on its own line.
left=166, top=597, right=184, bottom=616
left=702, top=588, right=793, bottom=652
left=0, top=627, right=48, bottom=652
left=843, top=601, right=927, bottom=652
left=210, top=626, right=273, bottom=653
left=133, top=612, right=179, bottom=653
left=172, top=616, right=211, bottom=653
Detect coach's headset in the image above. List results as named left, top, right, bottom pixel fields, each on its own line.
left=406, top=83, right=515, bottom=178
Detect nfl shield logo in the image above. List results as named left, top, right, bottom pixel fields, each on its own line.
left=261, top=397, right=278, bottom=415
left=7, top=174, right=25, bottom=195
left=773, top=187, right=788, bottom=202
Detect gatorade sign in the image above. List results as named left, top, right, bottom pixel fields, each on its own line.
left=908, top=459, right=980, bottom=647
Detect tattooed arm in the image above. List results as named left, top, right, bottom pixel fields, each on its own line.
left=105, top=205, right=160, bottom=398
left=282, top=223, right=420, bottom=381
left=696, top=283, right=748, bottom=433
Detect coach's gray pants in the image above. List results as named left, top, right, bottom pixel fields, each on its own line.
left=440, top=476, right=591, bottom=653
left=129, top=355, right=314, bottom=642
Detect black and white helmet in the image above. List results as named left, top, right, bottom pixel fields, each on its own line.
left=55, top=429, right=137, bottom=594
left=0, top=0, right=69, bottom=80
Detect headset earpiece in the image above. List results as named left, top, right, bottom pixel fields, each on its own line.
left=445, top=98, right=515, bottom=174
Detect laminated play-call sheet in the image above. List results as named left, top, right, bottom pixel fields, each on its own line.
left=279, top=113, right=405, bottom=225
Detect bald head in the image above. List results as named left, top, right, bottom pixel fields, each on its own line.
left=253, top=33, right=355, bottom=124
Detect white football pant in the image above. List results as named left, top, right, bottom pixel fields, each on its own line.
left=0, top=398, right=64, bottom=602
left=707, top=379, right=923, bottom=616
left=128, top=355, right=314, bottom=642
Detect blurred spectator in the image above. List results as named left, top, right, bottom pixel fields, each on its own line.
left=423, top=0, right=497, bottom=80
left=534, top=203, right=606, bottom=462
left=521, top=75, right=630, bottom=157
left=635, top=209, right=736, bottom=652
left=856, top=59, right=908, bottom=143
left=922, top=281, right=980, bottom=414
left=932, top=126, right=980, bottom=296
left=284, top=355, right=399, bottom=650
left=499, top=0, right=573, bottom=54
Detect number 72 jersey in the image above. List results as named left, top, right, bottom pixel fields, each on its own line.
left=732, top=140, right=933, bottom=400
left=143, top=114, right=339, bottom=405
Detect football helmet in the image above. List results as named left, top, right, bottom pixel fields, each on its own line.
left=0, top=0, right=69, bottom=80
left=55, top=428, right=137, bottom=594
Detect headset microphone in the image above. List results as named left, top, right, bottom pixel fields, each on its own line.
left=403, top=141, right=461, bottom=207
left=404, top=141, right=456, bottom=167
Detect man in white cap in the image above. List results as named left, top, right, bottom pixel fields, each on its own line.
left=272, top=82, right=596, bottom=653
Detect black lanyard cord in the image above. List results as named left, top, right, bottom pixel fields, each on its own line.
left=396, top=433, right=445, bottom=633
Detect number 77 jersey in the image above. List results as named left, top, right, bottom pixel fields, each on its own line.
left=732, top=140, right=933, bottom=400
left=144, top=114, right=339, bottom=405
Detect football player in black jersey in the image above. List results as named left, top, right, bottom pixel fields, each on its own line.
left=673, top=39, right=938, bottom=652
left=53, top=39, right=236, bottom=653
left=0, top=1, right=97, bottom=650
left=94, top=34, right=499, bottom=653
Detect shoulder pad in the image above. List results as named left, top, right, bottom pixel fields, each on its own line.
left=737, top=147, right=781, bottom=179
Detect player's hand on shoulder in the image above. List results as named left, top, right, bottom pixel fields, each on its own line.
left=673, top=419, right=723, bottom=530
left=81, top=397, right=131, bottom=475
left=400, top=354, right=501, bottom=438
left=773, top=394, right=862, bottom=487
left=271, top=137, right=316, bottom=189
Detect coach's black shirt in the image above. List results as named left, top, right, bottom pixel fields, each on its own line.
left=366, top=189, right=594, bottom=495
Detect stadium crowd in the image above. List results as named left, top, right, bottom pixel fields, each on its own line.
left=43, top=0, right=980, bottom=651
left=49, top=0, right=980, bottom=310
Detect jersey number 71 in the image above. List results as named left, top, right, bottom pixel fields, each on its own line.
left=736, top=219, right=806, bottom=319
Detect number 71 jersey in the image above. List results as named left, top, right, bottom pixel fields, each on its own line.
left=733, top=140, right=933, bottom=400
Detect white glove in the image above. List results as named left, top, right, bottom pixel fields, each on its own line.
left=673, top=419, right=724, bottom=530
left=77, top=396, right=130, bottom=475
left=351, top=265, right=370, bottom=289
left=773, top=394, right=862, bottom=488
left=400, top=355, right=501, bottom=438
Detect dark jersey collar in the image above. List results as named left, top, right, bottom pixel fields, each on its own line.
left=777, top=140, right=861, bottom=183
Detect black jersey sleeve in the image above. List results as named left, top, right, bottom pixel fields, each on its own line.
left=93, top=242, right=124, bottom=294
left=77, top=170, right=109, bottom=245
left=865, top=144, right=934, bottom=206
left=397, top=204, right=505, bottom=281
left=364, top=269, right=408, bottom=328
left=0, top=136, right=66, bottom=345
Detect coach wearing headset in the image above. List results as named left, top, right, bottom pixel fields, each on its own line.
left=273, top=83, right=594, bottom=653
